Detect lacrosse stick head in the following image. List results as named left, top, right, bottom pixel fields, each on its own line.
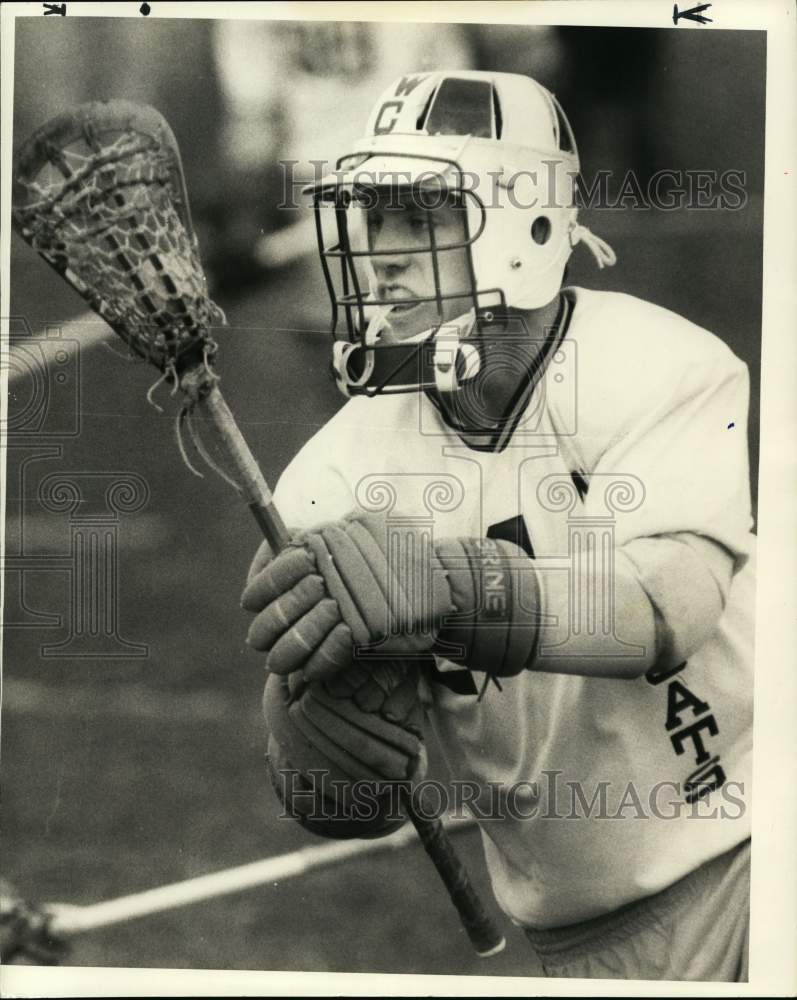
left=12, top=100, right=224, bottom=376
left=0, top=879, right=68, bottom=965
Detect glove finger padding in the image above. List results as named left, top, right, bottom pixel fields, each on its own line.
left=246, top=574, right=326, bottom=650
left=383, top=673, right=426, bottom=730
left=308, top=520, right=450, bottom=654
left=337, top=513, right=455, bottom=652
left=263, top=662, right=428, bottom=839
left=300, top=622, right=355, bottom=682
left=243, top=512, right=457, bottom=678
left=265, top=735, right=406, bottom=840
left=242, top=545, right=317, bottom=612
left=293, top=693, right=414, bottom=781
left=265, top=599, right=342, bottom=675
left=322, top=658, right=427, bottom=732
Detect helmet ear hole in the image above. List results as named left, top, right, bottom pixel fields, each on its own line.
left=531, top=216, right=552, bottom=246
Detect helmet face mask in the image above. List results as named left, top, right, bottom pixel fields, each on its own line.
left=307, top=71, right=614, bottom=400
left=355, top=184, right=477, bottom=344
left=313, top=163, right=506, bottom=396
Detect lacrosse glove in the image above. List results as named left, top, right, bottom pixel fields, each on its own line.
left=242, top=510, right=541, bottom=682
left=263, top=660, right=428, bottom=839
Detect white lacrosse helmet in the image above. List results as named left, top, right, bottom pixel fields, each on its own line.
left=306, top=70, right=615, bottom=398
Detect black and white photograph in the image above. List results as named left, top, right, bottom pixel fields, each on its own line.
left=1, top=2, right=795, bottom=995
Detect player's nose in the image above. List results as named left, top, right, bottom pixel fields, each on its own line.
left=370, top=224, right=412, bottom=273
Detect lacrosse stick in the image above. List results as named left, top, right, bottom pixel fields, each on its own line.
left=11, top=101, right=505, bottom=958
left=1, top=817, right=480, bottom=963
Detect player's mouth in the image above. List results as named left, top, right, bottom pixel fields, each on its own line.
left=380, top=285, right=421, bottom=315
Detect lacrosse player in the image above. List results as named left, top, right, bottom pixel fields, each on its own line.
left=242, top=71, right=755, bottom=981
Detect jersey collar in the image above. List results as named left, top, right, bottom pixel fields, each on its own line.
left=424, top=289, right=574, bottom=453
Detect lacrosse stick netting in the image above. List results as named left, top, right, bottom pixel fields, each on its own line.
left=12, top=100, right=223, bottom=375
left=11, top=101, right=505, bottom=958
left=11, top=100, right=288, bottom=548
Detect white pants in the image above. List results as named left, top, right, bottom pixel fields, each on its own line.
left=523, top=839, right=751, bottom=982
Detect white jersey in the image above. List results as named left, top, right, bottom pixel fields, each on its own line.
left=273, top=287, right=755, bottom=928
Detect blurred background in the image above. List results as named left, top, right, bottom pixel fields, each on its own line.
left=5, top=16, right=764, bottom=977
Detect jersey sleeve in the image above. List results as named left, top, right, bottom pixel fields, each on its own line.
left=591, top=349, right=752, bottom=672
left=567, top=293, right=755, bottom=564
left=617, top=531, right=735, bottom=672
left=534, top=292, right=754, bottom=676
left=587, top=354, right=753, bottom=563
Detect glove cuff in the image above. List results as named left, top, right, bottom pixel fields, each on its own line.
left=433, top=536, right=541, bottom=677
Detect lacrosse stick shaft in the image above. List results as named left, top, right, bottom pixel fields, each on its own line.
left=403, top=790, right=506, bottom=957
left=189, top=373, right=291, bottom=553
left=44, top=816, right=479, bottom=938
left=188, top=372, right=505, bottom=957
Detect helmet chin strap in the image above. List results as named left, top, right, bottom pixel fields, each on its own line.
left=333, top=304, right=483, bottom=397
left=427, top=290, right=574, bottom=453
left=377, top=308, right=482, bottom=394
left=430, top=311, right=481, bottom=393
left=330, top=304, right=395, bottom=396
left=363, top=303, right=397, bottom=346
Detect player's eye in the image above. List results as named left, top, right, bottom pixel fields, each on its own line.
left=409, top=213, right=431, bottom=233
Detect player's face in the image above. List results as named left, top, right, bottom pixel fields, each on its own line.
left=364, top=190, right=473, bottom=342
